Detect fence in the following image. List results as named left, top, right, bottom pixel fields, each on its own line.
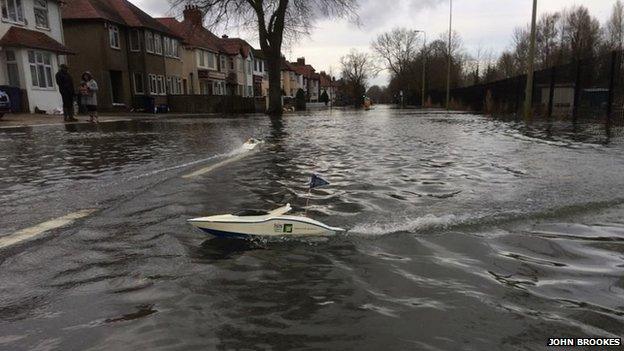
left=431, top=50, right=624, bottom=124
left=167, top=95, right=257, bottom=114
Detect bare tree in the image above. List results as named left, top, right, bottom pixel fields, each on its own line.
left=496, top=51, right=516, bottom=79
left=562, top=5, right=601, bottom=61
left=536, top=12, right=561, bottom=68
left=371, top=28, right=419, bottom=79
left=175, top=0, right=358, bottom=116
left=340, top=49, right=376, bottom=107
left=606, top=0, right=624, bottom=50
left=512, top=25, right=530, bottom=74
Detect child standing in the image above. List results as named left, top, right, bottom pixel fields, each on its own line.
left=80, top=71, right=99, bottom=123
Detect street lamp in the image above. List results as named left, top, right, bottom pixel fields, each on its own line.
left=524, top=0, right=538, bottom=120
left=446, top=0, right=453, bottom=111
left=415, top=30, right=427, bottom=108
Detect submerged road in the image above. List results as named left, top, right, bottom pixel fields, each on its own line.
left=1, top=108, right=623, bottom=350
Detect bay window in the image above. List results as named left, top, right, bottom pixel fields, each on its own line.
left=149, top=74, right=165, bottom=95
left=198, top=50, right=205, bottom=67
left=109, top=24, right=120, bottom=49
left=28, top=50, right=53, bottom=88
left=207, top=52, right=216, bottom=69
left=34, top=0, right=48, bottom=28
left=5, top=50, right=19, bottom=87
left=163, top=37, right=171, bottom=56
left=129, top=29, right=140, bottom=52
left=145, top=31, right=154, bottom=53
left=154, top=34, right=162, bottom=55
left=171, top=39, right=179, bottom=58
left=1, top=0, right=24, bottom=23
left=133, top=72, right=144, bottom=94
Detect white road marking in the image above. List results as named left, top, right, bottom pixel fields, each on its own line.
left=0, top=209, right=96, bottom=249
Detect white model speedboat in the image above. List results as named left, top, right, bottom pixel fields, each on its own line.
left=188, top=204, right=345, bottom=238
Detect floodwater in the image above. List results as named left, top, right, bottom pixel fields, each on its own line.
left=0, top=107, right=623, bottom=350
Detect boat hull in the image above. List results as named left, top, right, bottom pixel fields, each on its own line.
left=188, top=217, right=344, bottom=238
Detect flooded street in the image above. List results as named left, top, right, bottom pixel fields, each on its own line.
left=1, top=107, right=623, bottom=350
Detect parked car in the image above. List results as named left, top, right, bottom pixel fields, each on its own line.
left=0, top=91, right=10, bottom=119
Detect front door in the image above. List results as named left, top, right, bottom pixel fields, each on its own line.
left=109, top=70, right=123, bottom=104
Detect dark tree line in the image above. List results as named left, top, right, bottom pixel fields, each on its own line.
left=373, top=3, right=624, bottom=106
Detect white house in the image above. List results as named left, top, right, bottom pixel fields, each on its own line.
left=252, top=49, right=268, bottom=97
left=0, top=0, right=72, bottom=113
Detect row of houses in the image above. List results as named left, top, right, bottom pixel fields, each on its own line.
left=0, top=0, right=336, bottom=113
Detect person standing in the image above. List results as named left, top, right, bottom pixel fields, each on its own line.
left=80, top=71, right=99, bottom=123
left=55, top=64, right=77, bottom=122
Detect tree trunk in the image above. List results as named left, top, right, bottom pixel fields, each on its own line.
left=266, top=51, right=283, bottom=117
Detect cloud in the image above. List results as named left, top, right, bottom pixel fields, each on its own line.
left=357, top=0, right=446, bottom=31
left=129, top=0, right=616, bottom=87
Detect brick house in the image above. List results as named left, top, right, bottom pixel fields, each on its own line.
left=219, top=36, right=254, bottom=97
left=157, top=6, right=226, bottom=96
left=251, top=48, right=268, bottom=97
left=291, top=58, right=320, bottom=102
left=0, top=0, right=73, bottom=112
left=61, top=0, right=183, bottom=111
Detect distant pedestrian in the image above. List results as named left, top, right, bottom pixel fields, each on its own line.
left=80, top=71, right=99, bottom=123
left=55, top=64, right=77, bottom=122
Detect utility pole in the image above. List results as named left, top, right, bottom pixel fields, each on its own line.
left=416, top=30, right=427, bottom=108
left=446, top=0, right=453, bottom=110
left=524, top=0, right=538, bottom=120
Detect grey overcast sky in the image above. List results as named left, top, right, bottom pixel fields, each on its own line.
left=131, top=0, right=616, bottom=86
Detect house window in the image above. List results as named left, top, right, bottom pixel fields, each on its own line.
left=34, top=0, right=48, bottom=28
left=220, top=55, right=226, bottom=72
left=28, top=50, right=53, bottom=88
left=133, top=72, right=144, bottom=94
left=148, top=74, right=165, bottom=95
left=198, top=51, right=205, bottom=67
left=109, top=24, right=120, bottom=49
left=157, top=75, right=165, bottom=95
left=129, top=29, right=140, bottom=52
left=167, top=76, right=182, bottom=95
left=213, top=81, right=226, bottom=95
left=207, top=52, right=216, bottom=69
left=171, top=39, right=179, bottom=58
left=163, top=37, right=171, bottom=56
left=145, top=31, right=154, bottom=53
left=229, top=57, right=234, bottom=70
left=5, top=50, right=19, bottom=86
left=1, top=0, right=24, bottom=23
left=154, top=34, right=162, bottom=55
left=149, top=74, right=157, bottom=94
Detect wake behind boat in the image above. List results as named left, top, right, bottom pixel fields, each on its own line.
left=188, top=203, right=345, bottom=238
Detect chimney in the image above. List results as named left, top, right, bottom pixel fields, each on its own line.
left=297, top=57, right=305, bottom=65
left=183, top=5, right=203, bottom=25
left=222, top=34, right=229, bottom=39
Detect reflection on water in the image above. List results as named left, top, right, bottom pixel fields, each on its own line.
left=0, top=108, right=623, bottom=350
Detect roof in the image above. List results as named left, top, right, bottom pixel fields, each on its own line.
left=0, top=27, right=74, bottom=54
left=291, top=62, right=319, bottom=79
left=281, top=58, right=295, bottom=71
left=319, top=72, right=334, bottom=87
left=220, top=37, right=252, bottom=58
left=157, top=17, right=220, bottom=52
left=62, top=0, right=178, bottom=37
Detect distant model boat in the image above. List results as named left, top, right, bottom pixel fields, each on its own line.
left=188, top=203, right=345, bottom=238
